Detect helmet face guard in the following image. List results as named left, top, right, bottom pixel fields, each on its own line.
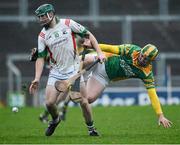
left=138, top=53, right=151, bottom=67
left=36, top=12, right=54, bottom=27
left=138, top=44, right=159, bottom=67
left=35, top=4, right=55, bottom=27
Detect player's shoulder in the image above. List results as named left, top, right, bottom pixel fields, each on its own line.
left=131, top=44, right=141, bottom=50
left=38, top=28, right=46, bottom=39
left=59, top=18, right=74, bottom=26
left=125, top=44, right=141, bottom=54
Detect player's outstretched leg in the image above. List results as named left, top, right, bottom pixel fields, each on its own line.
left=80, top=98, right=100, bottom=136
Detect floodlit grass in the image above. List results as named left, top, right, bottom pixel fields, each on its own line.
left=0, top=105, right=179, bottom=144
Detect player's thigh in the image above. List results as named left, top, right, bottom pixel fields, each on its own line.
left=45, top=85, right=59, bottom=105
left=79, top=82, right=90, bottom=106
left=80, top=81, right=87, bottom=98
left=86, top=76, right=105, bottom=103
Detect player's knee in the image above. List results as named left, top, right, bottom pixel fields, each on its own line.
left=45, top=99, right=55, bottom=107
left=80, top=98, right=88, bottom=106
left=88, top=96, right=95, bottom=104
left=86, top=93, right=96, bottom=104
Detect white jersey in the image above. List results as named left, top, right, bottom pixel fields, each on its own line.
left=38, top=18, right=87, bottom=79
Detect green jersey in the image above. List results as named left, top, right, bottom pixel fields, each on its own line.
left=104, top=44, right=155, bottom=89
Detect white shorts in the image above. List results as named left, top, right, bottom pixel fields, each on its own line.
left=81, top=54, right=97, bottom=83
left=47, top=68, right=84, bottom=86
left=91, top=62, right=110, bottom=87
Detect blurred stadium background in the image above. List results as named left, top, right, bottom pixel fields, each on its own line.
left=0, top=0, right=180, bottom=107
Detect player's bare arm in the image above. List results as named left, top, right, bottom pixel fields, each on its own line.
left=29, top=58, right=44, bottom=95
left=87, top=31, right=106, bottom=62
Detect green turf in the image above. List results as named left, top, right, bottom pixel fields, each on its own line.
left=0, top=105, right=179, bottom=144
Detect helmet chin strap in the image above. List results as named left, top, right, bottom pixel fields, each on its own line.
left=42, top=12, right=54, bottom=28
left=47, top=12, right=53, bottom=21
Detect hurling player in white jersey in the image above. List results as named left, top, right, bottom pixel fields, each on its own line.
left=29, top=4, right=106, bottom=137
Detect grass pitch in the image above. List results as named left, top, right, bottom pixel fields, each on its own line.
left=0, top=105, right=179, bottom=144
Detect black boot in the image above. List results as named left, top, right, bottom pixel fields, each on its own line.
left=45, top=116, right=61, bottom=136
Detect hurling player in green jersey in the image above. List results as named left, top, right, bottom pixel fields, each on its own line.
left=83, top=41, right=172, bottom=128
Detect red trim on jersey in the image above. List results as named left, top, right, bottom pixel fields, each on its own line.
left=65, top=19, right=70, bottom=26
left=71, top=32, right=76, bottom=50
left=46, top=46, right=56, bottom=64
left=39, top=32, right=45, bottom=39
